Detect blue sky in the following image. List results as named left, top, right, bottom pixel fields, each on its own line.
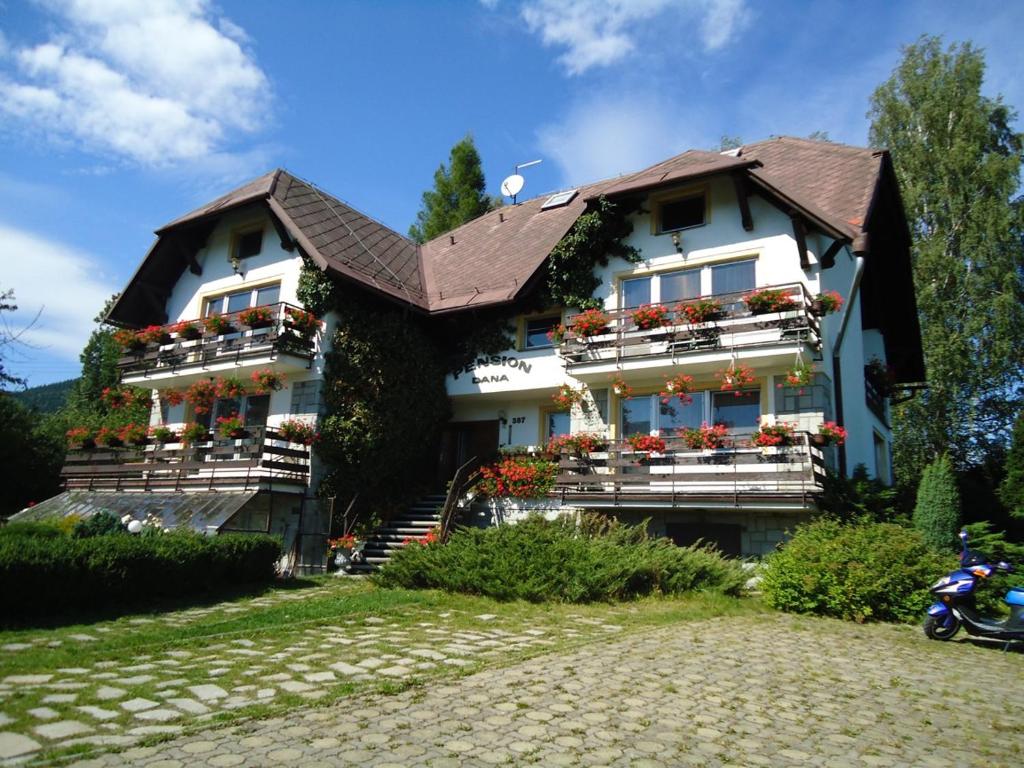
left=1, top=0, right=1022, bottom=386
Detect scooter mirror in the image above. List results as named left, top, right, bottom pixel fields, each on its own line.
left=959, top=530, right=968, bottom=542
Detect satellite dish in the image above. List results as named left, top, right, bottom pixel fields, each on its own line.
left=501, top=174, right=524, bottom=198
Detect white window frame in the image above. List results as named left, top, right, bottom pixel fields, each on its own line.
left=619, top=258, right=757, bottom=310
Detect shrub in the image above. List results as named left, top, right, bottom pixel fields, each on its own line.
left=760, top=519, right=949, bottom=623
left=0, top=530, right=281, bottom=618
left=913, top=453, right=961, bottom=552
left=72, top=511, right=125, bottom=538
left=376, top=515, right=745, bottom=602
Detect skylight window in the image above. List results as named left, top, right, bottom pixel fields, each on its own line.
left=541, top=189, right=578, bottom=210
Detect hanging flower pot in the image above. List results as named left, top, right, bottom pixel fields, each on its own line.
left=214, top=375, right=248, bottom=399
left=716, top=363, right=756, bottom=396
left=185, top=379, right=217, bottom=415
left=660, top=373, right=694, bottom=405
left=551, top=384, right=585, bottom=411
left=778, top=361, right=813, bottom=390
left=611, top=375, right=633, bottom=399
left=284, top=308, right=321, bottom=337
left=816, top=421, right=848, bottom=446
left=811, top=290, right=844, bottom=316
left=250, top=369, right=286, bottom=394
left=159, top=389, right=185, bottom=407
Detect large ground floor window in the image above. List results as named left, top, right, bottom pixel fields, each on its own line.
left=621, top=388, right=760, bottom=436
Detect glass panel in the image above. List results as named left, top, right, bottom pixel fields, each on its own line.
left=289, top=380, right=322, bottom=415
left=622, top=277, right=651, bottom=309
left=621, top=396, right=653, bottom=436
left=255, top=284, right=280, bottom=307
left=546, top=411, right=570, bottom=439
left=660, top=269, right=701, bottom=303
left=244, top=395, right=270, bottom=427
left=658, top=392, right=705, bottom=433
left=226, top=290, right=252, bottom=313
left=525, top=317, right=559, bottom=349
left=214, top=398, right=241, bottom=422
left=591, top=388, right=609, bottom=424
left=711, top=259, right=756, bottom=295
left=659, top=195, right=705, bottom=232
left=712, top=390, right=760, bottom=430
left=204, top=297, right=222, bottom=317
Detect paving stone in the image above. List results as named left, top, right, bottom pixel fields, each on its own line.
left=27, top=707, right=60, bottom=720
left=34, top=719, right=92, bottom=739
left=165, top=698, right=210, bottom=715
left=76, top=705, right=119, bottom=720
left=134, top=708, right=182, bottom=722
left=304, top=671, right=336, bottom=683
left=357, top=658, right=386, bottom=670
left=408, top=648, right=447, bottom=660
left=0, top=732, right=41, bottom=759
left=113, top=675, right=155, bottom=686
left=188, top=684, right=228, bottom=701
left=121, top=697, right=159, bottom=712
left=1, top=643, right=32, bottom=652
left=127, top=725, right=183, bottom=736
left=95, top=686, right=127, bottom=700
left=378, top=665, right=412, bottom=677
left=475, top=614, right=497, bottom=621
left=0, top=714, right=11, bottom=727
left=328, top=661, right=363, bottom=675
left=3, top=674, right=52, bottom=685
left=278, top=680, right=314, bottom=693
left=42, top=693, right=77, bottom=704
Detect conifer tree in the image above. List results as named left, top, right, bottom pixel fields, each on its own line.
left=999, top=410, right=1024, bottom=519
left=409, top=135, right=493, bottom=243
left=868, top=36, right=1024, bottom=488
left=913, top=453, right=961, bottom=552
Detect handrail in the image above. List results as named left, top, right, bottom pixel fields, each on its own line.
left=439, top=455, right=482, bottom=543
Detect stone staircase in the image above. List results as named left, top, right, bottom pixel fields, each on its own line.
left=346, top=494, right=445, bottom=573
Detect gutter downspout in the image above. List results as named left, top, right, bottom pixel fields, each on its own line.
left=831, top=236, right=868, bottom=478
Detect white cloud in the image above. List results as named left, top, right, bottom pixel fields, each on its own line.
left=0, top=0, right=269, bottom=166
left=537, top=97, right=709, bottom=185
left=0, top=222, right=119, bottom=364
left=518, top=0, right=749, bottom=75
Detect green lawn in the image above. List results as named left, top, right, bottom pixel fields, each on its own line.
left=0, top=577, right=762, bottom=764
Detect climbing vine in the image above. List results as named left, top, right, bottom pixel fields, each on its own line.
left=544, top=196, right=641, bottom=310
left=296, top=255, right=336, bottom=317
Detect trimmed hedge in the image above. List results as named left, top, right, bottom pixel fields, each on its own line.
left=375, top=516, right=746, bottom=602
left=0, top=530, right=281, bottom=617
left=760, top=519, right=950, bottom=623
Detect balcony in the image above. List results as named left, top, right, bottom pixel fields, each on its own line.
left=551, top=432, right=826, bottom=509
left=116, top=303, right=318, bottom=385
left=60, top=426, right=310, bottom=493
left=558, top=283, right=821, bottom=380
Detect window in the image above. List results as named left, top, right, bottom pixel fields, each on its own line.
left=203, top=282, right=281, bottom=317
left=656, top=193, right=705, bottom=234
left=711, top=390, right=761, bottom=430
left=541, top=189, right=578, bottom=210
left=544, top=410, right=570, bottom=440
left=235, top=228, right=263, bottom=260
left=195, top=394, right=270, bottom=429
left=711, top=259, right=756, bottom=295
left=289, top=380, right=322, bottom=415
left=621, top=393, right=705, bottom=436
left=244, top=395, right=270, bottom=427
left=621, top=267, right=700, bottom=309
left=523, top=316, right=561, bottom=349
left=874, top=432, right=891, bottom=484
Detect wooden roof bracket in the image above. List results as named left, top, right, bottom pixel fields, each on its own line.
left=789, top=212, right=811, bottom=270
left=269, top=209, right=296, bottom=252
left=820, top=238, right=845, bottom=270
left=731, top=173, right=754, bottom=231
left=173, top=237, right=203, bottom=276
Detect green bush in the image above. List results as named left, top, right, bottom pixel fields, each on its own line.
left=760, top=519, right=950, bottom=623
left=0, top=530, right=282, bottom=618
left=375, top=515, right=746, bottom=602
left=913, top=453, right=961, bottom=552
left=0, top=521, right=64, bottom=540
left=72, top=511, right=126, bottom=538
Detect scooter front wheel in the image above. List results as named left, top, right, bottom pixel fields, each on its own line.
left=923, top=613, right=960, bottom=641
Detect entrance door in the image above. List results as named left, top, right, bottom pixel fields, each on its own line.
left=436, top=420, right=499, bottom=489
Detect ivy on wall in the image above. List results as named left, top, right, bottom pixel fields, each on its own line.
left=544, top=196, right=642, bottom=311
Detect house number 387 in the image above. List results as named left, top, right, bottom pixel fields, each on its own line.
left=511, top=417, right=526, bottom=425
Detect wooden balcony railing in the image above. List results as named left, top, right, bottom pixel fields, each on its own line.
left=559, top=283, right=821, bottom=369
left=60, top=426, right=310, bottom=492
left=551, top=432, right=826, bottom=505
left=116, top=302, right=317, bottom=377
left=864, top=368, right=889, bottom=425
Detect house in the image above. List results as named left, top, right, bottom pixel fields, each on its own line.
left=17, top=136, right=923, bottom=565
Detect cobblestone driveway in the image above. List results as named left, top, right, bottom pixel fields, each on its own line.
left=67, top=614, right=1023, bottom=768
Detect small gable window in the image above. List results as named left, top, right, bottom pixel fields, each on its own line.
left=236, top=228, right=264, bottom=260
left=655, top=192, right=706, bottom=234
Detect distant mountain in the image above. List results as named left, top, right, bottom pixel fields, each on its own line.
left=11, top=378, right=77, bottom=413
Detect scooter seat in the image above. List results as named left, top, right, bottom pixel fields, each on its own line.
left=1006, top=587, right=1024, bottom=607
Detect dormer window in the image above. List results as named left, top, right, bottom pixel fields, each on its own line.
left=653, top=190, right=706, bottom=234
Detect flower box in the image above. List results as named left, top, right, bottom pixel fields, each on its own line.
left=570, top=308, right=611, bottom=338
left=138, top=325, right=172, bottom=346
left=677, top=298, right=723, bottom=324
left=203, top=314, right=234, bottom=335
left=743, top=289, right=798, bottom=314
left=171, top=320, right=203, bottom=340
left=811, top=290, right=844, bottom=316
left=239, top=306, right=275, bottom=328
left=631, top=304, right=670, bottom=331
left=284, top=308, right=320, bottom=337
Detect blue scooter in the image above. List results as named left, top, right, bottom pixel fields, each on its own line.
left=925, top=530, right=1024, bottom=645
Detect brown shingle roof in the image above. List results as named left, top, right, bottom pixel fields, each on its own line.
left=738, top=136, right=883, bottom=239
left=586, top=150, right=757, bottom=199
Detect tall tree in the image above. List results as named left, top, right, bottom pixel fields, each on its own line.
left=868, top=36, right=1024, bottom=487
left=409, top=135, right=493, bottom=243
left=68, top=296, right=122, bottom=414
left=1000, top=410, right=1024, bottom=519
left=0, top=287, right=29, bottom=390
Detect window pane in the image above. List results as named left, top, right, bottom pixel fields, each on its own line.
left=591, top=388, right=609, bottom=424
left=712, top=390, right=760, bottom=430
left=204, top=298, right=222, bottom=317
left=255, top=285, right=280, bottom=307
left=289, top=380, right=322, bottom=415
left=659, top=195, right=705, bottom=232
left=547, top=411, right=570, bottom=439
left=226, top=291, right=251, bottom=313
left=237, top=229, right=263, bottom=259
left=244, top=395, right=270, bottom=427
left=621, top=396, right=652, bottom=436
left=658, top=392, right=704, bottom=432
left=660, top=269, right=701, bottom=303
left=622, top=277, right=651, bottom=308
left=525, top=317, right=559, bottom=348
left=711, top=260, right=756, bottom=295
left=214, top=398, right=241, bottom=421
